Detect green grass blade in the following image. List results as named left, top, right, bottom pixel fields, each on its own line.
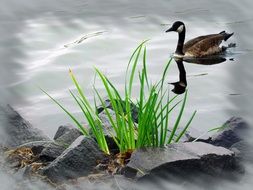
left=40, top=88, right=88, bottom=136
left=175, top=110, right=197, bottom=142
left=167, top=90, right=188, bottom=144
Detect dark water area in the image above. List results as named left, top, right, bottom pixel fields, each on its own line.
left=1, top=0, right=253, bottom=189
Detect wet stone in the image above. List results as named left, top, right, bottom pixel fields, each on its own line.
left=185, top=128, right=211, bottom=143
left=40, top=136, right=104, bottom=183
left=89, top=109, right=119, bottom=153
left=96, top=99, right=139, bottom=123
left=39, top=128, right=82, bottom=161
left=55, top=128, right=82, bottom=145
left=124, top=142, right=237, bottom=180
left=53, top=124, right=75, bottom=140
left=210, top=117, right=249, bottom=148
left=0, top=105, right=50, bottom=148
left=39, top=142, right=66, bottom=162
left=18, top=141, right=53, bottom=156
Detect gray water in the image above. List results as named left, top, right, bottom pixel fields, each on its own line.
left=1, top=0, right=253, bottom=189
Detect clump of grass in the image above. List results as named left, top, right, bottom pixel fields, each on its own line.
left=42, top=41, right=196, bottom=155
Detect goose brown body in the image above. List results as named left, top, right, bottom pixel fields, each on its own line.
left=166, top=21, right=234, bottom=58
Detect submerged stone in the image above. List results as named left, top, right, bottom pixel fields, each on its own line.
left=210, top=117, right=249, bottom=148
left=40, top=136, right=104, bottom=183
left=0, top=105, right=50, bottom=147
left=124, top=142, right=237, bottom=180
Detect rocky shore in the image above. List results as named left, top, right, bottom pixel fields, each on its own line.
left=0, top=104, right=251, bottom=189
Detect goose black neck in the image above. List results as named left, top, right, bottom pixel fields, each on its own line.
left=176, top=60, right=187, bottom=85
left=176, top=29, right=185, bottom=55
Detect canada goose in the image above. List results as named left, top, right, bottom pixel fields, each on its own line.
left=166, top=21, right=234, bottom=58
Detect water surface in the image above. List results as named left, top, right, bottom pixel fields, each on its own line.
left=1, top=0, right=253, bottom=189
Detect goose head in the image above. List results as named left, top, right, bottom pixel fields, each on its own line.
left=169, top=81, right=186, bottom=94
left=166, top=21, right=185, bottom=33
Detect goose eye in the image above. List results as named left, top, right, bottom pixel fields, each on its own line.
left=176, top=25, right=184, bottom=33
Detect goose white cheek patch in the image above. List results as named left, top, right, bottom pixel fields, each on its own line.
left=177, top=25, right=184, bottom=33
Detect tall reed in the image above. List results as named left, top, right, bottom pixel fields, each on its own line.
left=42, top=41, right=196, bottom=155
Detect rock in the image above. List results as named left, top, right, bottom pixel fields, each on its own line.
left=210, top=117, right=249, bottom=148
left=55, top=128, right=82, bottom=145
left=96, top=99, right=112, bottom=114
left=39, top=127, right=83, bottom=161
left=96, top=99, right=139, bottom=123
left=18, top=141, right=52, bottom=155
left=98, top=109, right=117, bottom=139
left=40, top=136, right=104, bottom=183
left=53, top=124, right=74, bottom=140
left=0, top=105, right=50, bottom=148
left=167, top=127, right=193, bottom=143
left=124, top=142, right=237, bottom=180
left=39, top=142, right=66, bottom=162
left=184, top=128, right=211, bottom=143
left=89, top=110, right=118, bottom=153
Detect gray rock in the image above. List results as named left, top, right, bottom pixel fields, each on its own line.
left=124, top=142, right=237, bottom=180
left=98, top=109, right=117, bottom=137
left=184, top=128, right=211, bottom=143
left=89, top=110, right=118, bottom=153
left=41, top=136, right=104, bottom=183
left=96, top=99, right=139, bottom=123
left=96, top=99, right=112, bottom=114
left=55, top=128, right=82, bottom=145
left=0, top=105, right=50, bottom=147
left=18, top=141, right=52, bottom=155
left=167, top=127, right=193, bottom=143
left=39, top=142, right=66, bottom=162
left=39, top=128, right=82, bottom=161
left=210, top=117, right=249, bottom=148
left=53, top=124, right=74, bottom=140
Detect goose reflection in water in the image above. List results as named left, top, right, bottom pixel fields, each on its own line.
left=183, top=55, right=227, bottom=65
left=169, top=56, right=230, bottom=94
left=169, top=58, right=187, bottom=94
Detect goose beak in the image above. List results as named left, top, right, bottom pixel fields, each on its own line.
left=166, top=27, right=173, bottom=32
left=168, top=82, right=177, bottom=85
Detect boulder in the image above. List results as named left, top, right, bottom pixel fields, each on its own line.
left=39, top=142, right=66, bottom=162
left=55, top=127, right=82, bottom=145
left=210, top=117, right=249, bottom=148
left=18, top=141, right=52, bottom=155
left=53, top=124, right=75, bottom=140
left=39, top=128, right=82, bottom=161
left=0, top=105, right=50, bottom=147
left=89, top=109, right=118, bottom=153
left=124, top=142, right=237, bottom=180
left=40, top=136, right=104, bottom=183
left=184, top=128, right=211, bottom=143
left=96, top=99, right=139, bottom=123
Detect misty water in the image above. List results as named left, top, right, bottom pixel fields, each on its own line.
left=1, top=0, right=253, bottom=189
